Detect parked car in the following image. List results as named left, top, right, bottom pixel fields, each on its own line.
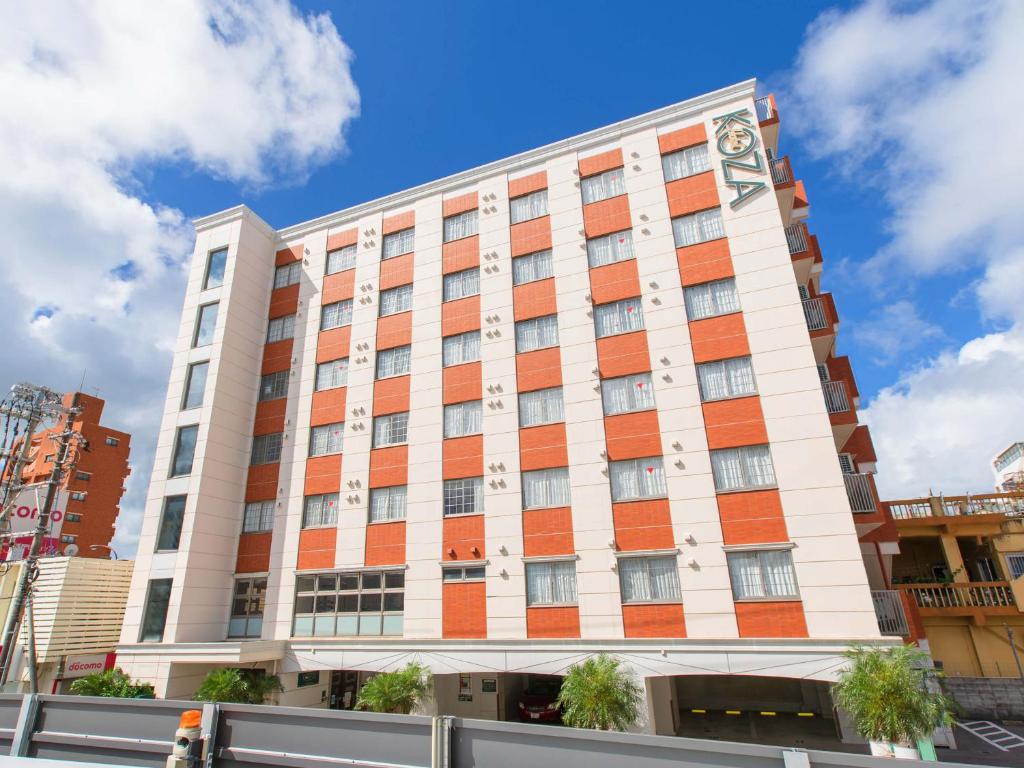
left=517, top=677, right=562, bottom=723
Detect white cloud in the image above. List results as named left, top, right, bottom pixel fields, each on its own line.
left=0, top=1, right=359, bottom=556
left=850, top=300, right=946, bottom=365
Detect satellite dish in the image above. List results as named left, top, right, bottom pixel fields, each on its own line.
left=63, top=544, right=79, bottom=557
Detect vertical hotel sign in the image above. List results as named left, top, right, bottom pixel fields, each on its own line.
left=712, top=108, right=767, bottom=208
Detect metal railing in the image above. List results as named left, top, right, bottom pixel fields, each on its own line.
left=755, top=96, right=774, bottom=123
left=901, top=582, right=1016, bottom=610
left=888, top=492, right=1024, bottom=520
left=871, top=590, right=909, bottom=636
left=784, top=224, right=807, bottom=255
left=802, top=297, right=829, bottom=331
left=844, top=473, right=876, bottom=513
left=769, top=156, right=791, bottom=185
left=821, top=381, right=850, bottom=414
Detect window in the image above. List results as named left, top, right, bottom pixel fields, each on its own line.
left=105, top=436, right=120, bottom=447
left=170, top=425, right=198, bottom=477
left=444, top=401, right=482, bottom=438
left=1007, top=553, right=1024, bottom=580
left=76, top=471, right=91, bottom=482
left=327, top=244, right=357, bottom=274
left=382, top=228, right=414, bottom=259
left=522, top=468, right=570, bottom=509
left=518, top=387, right=564, bottom=428
left=373, top=412, right=409, bottom=447
left=273, top=261, right=301, bottom=289
left=837, top=454, right=855, bottom=475
left=710, top=445, right=777, bottom=492
left=726, top=549, right=799, bottom=600
left=292, top=570, right=404, bottom=637
left=442, top=331, right=480, bottom=367
left=443, top=210, right=478, bottom=242
left=376, top=346, right=411, bottom=379
left=587, top=230, right=635, bottom=268
left=696, top=357, right=757, bottom=402
left=69, top=491, right=87, bottom=501
left=672, top=208, right=725, bottom=248
left=228, top=577, right=266, bottom=638
left=243, top=501, right=274, bottom=533
left=182, top=361, right=209, bottom=410
left=581, top=167, right=625, bottom=204
left=193, top=303, right=218, bottom=347
left=443, top=477, right=484, bottom=516
left=684, top=278, right=740, bottom=321
left=443, top=268, right=480, bottom=302
left=156, top=496, right=186, bottom=551
left=259, top=370, right=289, bottom=402
left=610, top=457, right=668, bottom=501
left=512, top=250, right=554, bottom=285
left=619, top=556, right=682, bottom=603
left=601, top=373, right=655, bottom=415
left=662, top=144, right=711, bottom=182
left=60, top=534, right=77, bottom=544
left=315, top=358, right=348, bottom=391
left=594, top=298, right=644, bottom=338
left=65, top=513, right=81, bottom=523
left=369, top=486, right=407, bottom=522
left=379, top=284, right=413, bottom=316
left=302, top=493, right=339, bottom=528
left=140, top=578, right=173, bottom=642
left=443, top=565, right=486, bottom=581
left=510, top=190, right=548, bottom=224
left=515, top=315, right=559, bottom=353
left=266, top=314, right=296, bottom=343
left=250, top=433, right=283, bottom=465
left=309, top=423, right=344, bottom=457
left=526, top=561, right=577, bottom=605
left=204, top=248, right=228, bottom=290
left=321, top=299, right=353, bottom=331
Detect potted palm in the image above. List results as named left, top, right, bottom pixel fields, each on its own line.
left=831, top=645, right=952, bottom=758
left=193, top=668, right=283, bottom=704
left=555, top=653, right=643, bottom=731
left=356, top=663, right=431, bottom=714
left=69, top=668, right=155, bottom=698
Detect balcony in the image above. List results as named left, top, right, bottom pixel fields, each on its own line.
left=770, top=155, right=792, bottom=186
left=871, top=590, right=909, bottom=636
left=755, top=95, right=779, bottom=155
left=900, top=582, right=1017, bottom=622
left=802, top=295, right=837, bottom=362
left=823, top=379, right=857, bottom=447
left=803, top=297, right=828, bottom=331
left=845, top=472, right=877, bottom=513
left=822, top=380, right=850, bottom=414
left=785, top=224, right=807, bottom=256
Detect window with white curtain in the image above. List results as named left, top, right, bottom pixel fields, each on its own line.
left=376, top=345, right=411, bottom=379
left=444, top=401, right=482, bottom=438
left=273, top=262, right=301, bottom=289
left=302, top=493, right=339, bottom=528
left=309, top=422, right=344, bottom=456
left=662, top=144, right=711, bottom=182
left=609, top=457, right=668, bottom=501
left=683, top=278, right=740, bottom=321
left=526, top=561, right=578, bottom=605
left=522, top=468, right=571, bottom=509
left=443, top=268, right=480, bottom=301
left=266, top=314, right=296, bottom=343
left=443, top=210, right=478, bottom=242
left=382, top=228, right=415, bottom=259
left=672, top=208, right=726, bottom=248
left=594, top=298, right=644, bottom=338
left=586, top=230, right=635, bottom=268
left=581, top=167, right=626, bottom=204
left=373, top=412, right=409, bottom=447
left=512, top=250, right=554, bottom=285
left=515, top=315, right=559, bottom=353
left=518, top=387, right=565, bottom=428
left=510, top=189, right=548, bottom=224
left=726, top=549, right=799, bottom=600
left=618, top=556, right=681, bottom=603
left=369, top=486, right=407, bottom=522
left=601, top=373, right=656, bottom=415
left=696, top=357, right=757, bottom=402
left=315, top=358, right=348, bottom=391
left=710, top=445, right=777, bottom=492
left=250, top=433, right=283, bottom=465
left=259, top=371, right=289, bottom=402
left=443, top=477, right=484, bottom=516
left=326, top=244, right=357, bottom=274
left=442, top=331, right=481, bottom=367
left=379, top=285, right=413, bottom=316
left=243, top=501, right=274, bottom=533
left=320, top=299, right=353, bottom=331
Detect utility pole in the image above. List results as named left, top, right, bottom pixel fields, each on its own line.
left=1005, top=623, right=1024, bottom=679
left=0, top=384, right=63, bottom=526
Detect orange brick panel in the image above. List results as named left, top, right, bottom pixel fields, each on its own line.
left=310, top=388, right=346, bottom=427
left=718, top=489, right=789, bottom=546
left=526, top=606, right=580, bottom=638
left=379, top=252, right=415, bottom=291
left=735, top=601, right=808, bottom=638
left=443, top=362, right=482, bottom=405
left=376, top=312, right=412, bottom=350
left=443, top=582, right=487, bottom=639
left=596, top=331, right=651, bottom=378
left=297, top=528, right=336, bottom=571
left=275, top=245, right=302, bottom=266
left=579, top=148, right=623, bottom=178
left=235, top=532, right=272, bottom=574
left=269, top=283, right=300, bottom=319
left=373, top=375, right=410, bottom=417
left=304, top=454, right=343, bottom=495
left=658, top=124, right=708, bottom=154
left=843, top=425, right=877, bottom=464
left=612, top=499, right=674, bottom=551
left=666, top=173, right=720, bottom=218
left=519, top=423, right=569, bottom=471
left=622, top=603, right=687, bottom=638
left=443, top=435, right=483, bottom=480
left=510, top=216, right=552, bottom=257
left=245, top=464, right=279, bottom=503
left=590, top=259, right=642, bottom=307
left=516, top=347, right=562, bottom=392
left=689, top=314, right=749, bottom=364
left=508, top=171, right=547, bottom=198
left=253, top=398, right=286, bottom=437
left=369, top=446, right=408, bottom=488
left=513, top=278, right=558, bottom=322
left=702, top=396, right=768, bottom=450
left=443, top=514, right=485, bottom=561
left=522, top=507, right=575, bottom=557
left=441, top=295, right=481, bottom=336
left=326, top=229, right=357, bottom=251
left=677, top=238, right=734, bottom=287
left=382, top=210, right=415, bottom=234
left=322, top=270, right=356, bottom=304
left=365, top=520, right=406, bottom=566
left=443, top=192, right=478, bottom=217
left=827, top=356, right=859, bottom=399
left=442, top=235, right=480, bottom=274
left=316, top=326, right=351, bottom=364
left=583, top=195, right=631, bottom=238
left=604, top=410, right=662, bottom=461
left=261, top=339, right=293, bottom=375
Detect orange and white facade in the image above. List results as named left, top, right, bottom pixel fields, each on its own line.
left=116, top=79, right=896, bottom=719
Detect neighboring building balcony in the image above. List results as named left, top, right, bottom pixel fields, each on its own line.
left=899, top=582, right=1017, bottom=623
left=887, top=492, right=1024, bottom=541
left=871, top=589, right=910, bottom=637
left=845, top=472, right=877, bottom=513
left=803, top=295, right=838, bottom=362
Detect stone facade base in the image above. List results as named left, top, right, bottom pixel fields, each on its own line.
left=945, top=676, right=1024, bottom=720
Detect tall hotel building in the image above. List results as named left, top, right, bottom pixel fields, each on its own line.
left=117, top=80, right=902, bottom=729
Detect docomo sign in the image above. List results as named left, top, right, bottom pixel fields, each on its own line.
left=63, top=653, right=114, bottom=679
left=4, top=485, right=68, bottom=535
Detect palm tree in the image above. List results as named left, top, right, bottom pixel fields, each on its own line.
left=193, top=668, right=283, bottom=704
left=832, top=645, right=952, bottom=756
left=355, top=663, right=431, bottom=714
left=556, top=654, right=643, bottom=731
left=69, top=668, right=155, bottom=698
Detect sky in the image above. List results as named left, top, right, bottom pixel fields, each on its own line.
left=1, top=0, right=1021, bottom=557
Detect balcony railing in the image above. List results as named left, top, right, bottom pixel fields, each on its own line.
left=822, top=381, right=850, bottom=414
left=755, top=96, right=774, bottom=123
left=889, top=492, right=1024, bottom=520
left=802, top=297, right=829, bottom=332
left=769, top=156, right=791, bottom=185
left=901, top=582, right=1016, bottom=611
left=785, top=224, right=808, bottom=255
left=845, top=473, right=876, bottom=513
left=872, top=590, right=909, bottom=636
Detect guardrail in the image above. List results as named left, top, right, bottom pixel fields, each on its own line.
left=888, top=492, right=1024, bottom=520
left=802, top=298, right=829, bottom=332
left=785, top=224, right=808, bottom=255
left=769, top=156, right=791, bottom=185
left=871, top=590, right=909, bottom=636
left=844, top=473, right=876, bottom=513
left=821, top=381, right=850, bottom=414
left=900, top=582, right=1016, bottom=611
left=755, top=96, right=774, bottom=123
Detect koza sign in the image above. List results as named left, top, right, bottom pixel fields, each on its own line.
left=712, top=107, right=768, bottom=209
left=1, top=485, right=68, bottom=561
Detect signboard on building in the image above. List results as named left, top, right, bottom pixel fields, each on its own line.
left=1, top=484, right=68, bottom=561
left=62, top=653, right=115, bottom=679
